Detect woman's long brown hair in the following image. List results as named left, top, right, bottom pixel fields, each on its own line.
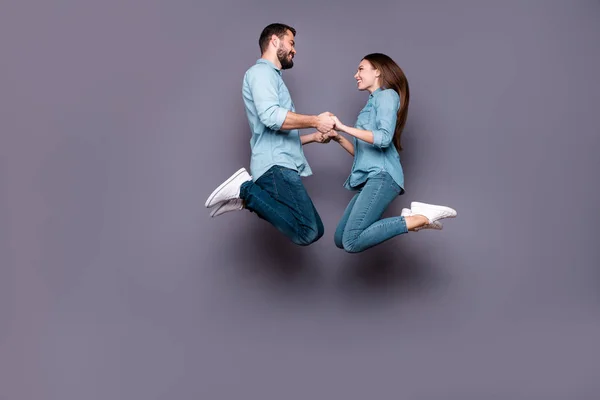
left=363, top=53, right=409, bottom=151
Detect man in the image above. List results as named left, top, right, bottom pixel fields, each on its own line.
left=205, top=23, right=335, bottom=246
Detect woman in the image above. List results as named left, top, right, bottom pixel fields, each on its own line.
left=327, top=53, right=457, bottom=253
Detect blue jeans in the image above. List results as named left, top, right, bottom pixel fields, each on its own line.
left=334, top=171, right=407, bottom=253
left=239, top=165, right=324, bottom=246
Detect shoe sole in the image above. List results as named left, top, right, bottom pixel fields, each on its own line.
left=211, top=204, right=242, bottom=218
left=411, top=202, right=457, bottom=217
left=210, top=204, right=224, bottom=217
left=205, top=167, right=247, bottom=208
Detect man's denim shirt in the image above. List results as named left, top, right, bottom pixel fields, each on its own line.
left=242, top=58, right=312, bottom=181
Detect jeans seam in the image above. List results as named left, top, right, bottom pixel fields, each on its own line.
left=276, top=168, right=317, bottom=242
left=280, top=172, right=303, bottom=217
left=283, top=171, right=318, bottom=241
left=343, top=176, right=385, bottom=243
left=360, top=217, right=408, bottom=237
left=271, top=170, right=279, bottom=200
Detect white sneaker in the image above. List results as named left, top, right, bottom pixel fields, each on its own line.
left=210, top=198, right=244, bottom=217
left=410, top=201, right=457, bottom=224
left=205, top=167, right=251, bottom=208
left=401, top=208, right=443, bottom=231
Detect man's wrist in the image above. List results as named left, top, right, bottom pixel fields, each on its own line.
left=311, top=115, right=319, bottom=129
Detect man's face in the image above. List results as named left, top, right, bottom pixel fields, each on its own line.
left=276, top=30, right=296, bottom=70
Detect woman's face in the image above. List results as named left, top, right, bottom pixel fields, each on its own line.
left=354, top=59, right=380, bottom=92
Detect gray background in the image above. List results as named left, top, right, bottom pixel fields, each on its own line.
left=1, top=0, right=599, bottom=399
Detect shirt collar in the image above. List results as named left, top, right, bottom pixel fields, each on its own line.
left=256, top=58, right=282, bottom=75
left=369, top=87, right=383, bottom=98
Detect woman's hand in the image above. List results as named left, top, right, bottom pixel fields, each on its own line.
left=331, top=116, right=346, bottom=132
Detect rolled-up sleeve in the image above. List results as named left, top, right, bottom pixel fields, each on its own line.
left=246, top=66, right=288, bottom=131
left=372, top=89, right=400, bottom=148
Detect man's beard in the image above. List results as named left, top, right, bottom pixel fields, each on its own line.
left=277, top=47, right=294, bottom=70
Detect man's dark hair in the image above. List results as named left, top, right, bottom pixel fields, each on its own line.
left=259, top=23, right=296, bottom=54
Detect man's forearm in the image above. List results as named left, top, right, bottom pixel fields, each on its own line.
left=300, top=132, right=316, bottom=145
left=280, top=111, right=318, bottom=130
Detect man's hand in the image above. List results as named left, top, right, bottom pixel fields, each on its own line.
left=313, top=131, right=332, bottom=143
left=316, top=112, right=335, bottom=133
left=325, top=130, right=340, bottom=142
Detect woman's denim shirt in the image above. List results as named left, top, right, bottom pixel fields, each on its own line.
left=343, top=88, right=405, bottom=193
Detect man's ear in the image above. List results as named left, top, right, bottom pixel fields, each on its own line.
left=271, top=34, right=279, bottom=48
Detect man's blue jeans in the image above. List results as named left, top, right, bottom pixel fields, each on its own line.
left=240, top=165, right=324, bottom=246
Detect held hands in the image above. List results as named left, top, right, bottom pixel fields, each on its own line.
left=316, top=112, right=335, bottom=133
left=317, top=112, right=346, bottom=132
left=313, top=112, right=344, bottom=144
left=313, top=131, right=331, bottom=143
left=324, top=130, right=340, bottom=142
left=313, top=111, right=345, bottom=143
left=313, top=130, right=339, bottom=143
left=330, top=115, right=346, bottom=132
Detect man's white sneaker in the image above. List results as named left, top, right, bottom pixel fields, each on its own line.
left=401, top=208, right=443, bottom=231
left=205, top=167, right=251, bottom=208
left=410, top=201, right=457, bottom=224
left=210, top=198, right=244, bottom=217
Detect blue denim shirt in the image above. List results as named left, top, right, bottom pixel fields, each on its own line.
left=343, top=88, right=405, bottom=193
left=242, top=59, right=312, bottom=180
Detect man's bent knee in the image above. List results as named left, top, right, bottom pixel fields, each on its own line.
left=292, top=220, right=323, bottom=246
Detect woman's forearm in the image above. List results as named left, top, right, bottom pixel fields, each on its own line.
left=335, top=134, right=355, bottom=155
left=338, top=125, right=374, bottom=144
